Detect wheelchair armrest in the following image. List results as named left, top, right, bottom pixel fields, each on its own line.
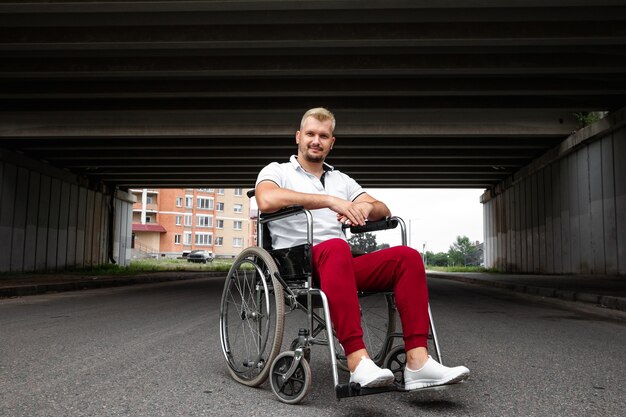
left=259, top=205, right=306, bottom=224
left=343, top=216, right=399, bottom=234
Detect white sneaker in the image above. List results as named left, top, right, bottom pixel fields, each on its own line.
left=404, top=356, right=470, bottom=390
left=349, top=356, right=395, bottom=388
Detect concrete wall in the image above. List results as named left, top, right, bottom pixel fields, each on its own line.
left=0, top=149, right=133, bottom=272
left=482, top=108, right=626, bottom=275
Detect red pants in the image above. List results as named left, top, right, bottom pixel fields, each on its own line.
left=312, top=238, right=429, bottom=356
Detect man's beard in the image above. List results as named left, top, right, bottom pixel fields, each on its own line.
left=300, top=144, right=325, bottom=163
left=303, top=151, right=324, bottom=163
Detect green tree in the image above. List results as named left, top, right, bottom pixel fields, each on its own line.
left=448, top=235, right=480, bottom=266
left=347, top=232, right=378, bottom=254
left=425, top=251, right=449, bottom=266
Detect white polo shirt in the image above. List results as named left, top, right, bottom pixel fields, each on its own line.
left=256, top=155, right=365, bottom=249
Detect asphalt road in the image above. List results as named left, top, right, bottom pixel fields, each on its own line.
left=1, top=276, right=624, bottom=417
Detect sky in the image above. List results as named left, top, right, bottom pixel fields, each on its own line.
left=357, top=188, right=484, bottom=254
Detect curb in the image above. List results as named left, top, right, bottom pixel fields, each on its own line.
left=427, top=272, right=626, bottom=313
left=0, top=271, right=227, bottom=298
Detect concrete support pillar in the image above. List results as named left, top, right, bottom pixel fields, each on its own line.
left=481, top=107, right=626, bottom=275
left=112, top=189, right=135, bottom=267
left=0, top=148, right=134, bottom=272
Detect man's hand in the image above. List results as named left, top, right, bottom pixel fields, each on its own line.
left=330, top=199, right=374, bottom=227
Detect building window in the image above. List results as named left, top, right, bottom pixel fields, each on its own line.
left=197, top=197, right=214, bottom=210
left=234, top=188, right=243, bottom=196
left=197, top=215, right=213, bottom=228
left=216, top=202, right=224, bottom=212
left=233, top=220, right=242, bottom=230
left=175, top=215, right=182, bottom=226
left=217, top=188, right=225, bottom=195
left=185, top=196, right=193, bottom=208
left=234, top=203, right=243, bottom=213
left=184, top=214, right=192, bottom=226
left=195, top=233, right=213, bottom=246
left=215, top=237, right=223, bottom=246
left=174, top=234, right=181, bottom=244
left=184, top=232, right=192, bottom=245
left=233, top=237, right=243, bottom=247
left=145, top=216, right=153, bottom=223
left=176, top=197, right=183, bottom=207
left=216, top=219, right=224, bottom=229
left=146, top=196, right=154, bottom=204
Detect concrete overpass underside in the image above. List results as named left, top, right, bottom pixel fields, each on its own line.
left=0, top=1, right=625, bottom=274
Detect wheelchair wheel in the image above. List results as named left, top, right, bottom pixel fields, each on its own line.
left=359, top=292, right=398, bottom=365
left=269, top=351, right=312, bottom=404
left=383, top=345, right=406, bottom=388
left=219, top=246, right=285, bottom=387
left=331, top=292, right=397, bottom=371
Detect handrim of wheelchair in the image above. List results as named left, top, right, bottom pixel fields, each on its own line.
left=219, top=203, right=468, bottom=404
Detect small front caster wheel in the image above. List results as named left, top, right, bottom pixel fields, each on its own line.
left=288, top=338, right=311, bottom=363
left=269, top=351, right=312, bottom=404
left=384, top=345, right=406, bottom=388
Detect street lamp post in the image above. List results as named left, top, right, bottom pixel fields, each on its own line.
left=408, top=218, right=419, bottom=249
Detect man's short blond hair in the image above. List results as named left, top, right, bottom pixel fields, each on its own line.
left=300, top=107, right=335, bottom=132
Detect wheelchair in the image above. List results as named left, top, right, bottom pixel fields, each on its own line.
left=219, top=190, right=443, bottom=404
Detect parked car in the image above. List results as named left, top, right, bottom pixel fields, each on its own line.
left=187, top=250, right=214, bottom=263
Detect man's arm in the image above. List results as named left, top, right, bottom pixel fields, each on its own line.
left=255, top=180, right=390, bottom=226
left=255, top=180, right=333, bottom=213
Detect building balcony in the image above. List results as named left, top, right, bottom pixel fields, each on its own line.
left=132, top=224, right=167, bottom=233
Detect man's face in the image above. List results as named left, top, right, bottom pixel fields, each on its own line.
left=296, top=117, right=336, bottom=163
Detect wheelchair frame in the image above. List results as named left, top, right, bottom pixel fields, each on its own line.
left=219, top=196, right=442, bottom=403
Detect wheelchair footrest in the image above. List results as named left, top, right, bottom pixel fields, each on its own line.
left=335, top=382, right=397, bottom=400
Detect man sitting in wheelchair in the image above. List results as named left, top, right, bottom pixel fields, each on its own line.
left=254, top=107, right=470, bottom=390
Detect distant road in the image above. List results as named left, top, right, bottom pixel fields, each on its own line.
left=1, top=276, right=624, bottom=417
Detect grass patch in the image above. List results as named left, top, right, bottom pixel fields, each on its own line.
left=128, top=258, right=234, bottom=273
left=3, top=258, right=235, bottom=277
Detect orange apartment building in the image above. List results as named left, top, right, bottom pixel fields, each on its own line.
left=131, top=188, right=256, bottom=259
